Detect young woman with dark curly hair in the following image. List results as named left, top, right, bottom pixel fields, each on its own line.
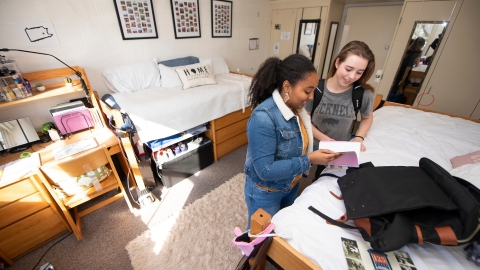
left=244, top=54, right=342, bottom=228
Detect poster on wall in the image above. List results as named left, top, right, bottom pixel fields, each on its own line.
left=211, top=0, right=232, bottom=38
left=170, top=0, right=201, bottom=39
left=113, top=0, right=158, bottom=40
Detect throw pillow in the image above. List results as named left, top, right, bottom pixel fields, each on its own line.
left=159, top=59, right=215, bottom=88
left=102, top=59, right=161, bottom=93
left=158, top=56, right=199, bottom=67
left=450, top=150, right=480, bottom=169
left=175, top=63, right=217, bottom=90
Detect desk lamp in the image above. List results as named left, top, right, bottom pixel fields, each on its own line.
left=0, top=48, right=91, bottom=106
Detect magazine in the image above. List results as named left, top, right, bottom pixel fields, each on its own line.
left=319, top=141, right=361, bottom=167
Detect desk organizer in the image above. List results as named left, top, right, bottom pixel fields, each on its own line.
left=53, top=109, right=94, bottom=135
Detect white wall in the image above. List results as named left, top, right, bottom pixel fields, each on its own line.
left=338, top=3, right=402, bottom=89
left=0, top=0, right=271, bottom=129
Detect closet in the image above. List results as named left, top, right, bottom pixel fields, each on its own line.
left=269, top=1, right=345, bottom=75
left=377, top=0, right=480, bottom=119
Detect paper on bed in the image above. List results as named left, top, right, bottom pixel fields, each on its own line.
left=319, top=141, right=361, bottom=167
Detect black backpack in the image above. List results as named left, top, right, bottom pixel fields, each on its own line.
left=309, top=157, right=480, bottom=252
left=311, top=79, right=364, bottom=119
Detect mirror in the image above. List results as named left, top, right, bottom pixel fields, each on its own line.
left=387, top=21, right=448, bottom=105
left=0, top=117, right=39, bottom=152
left=296, top=19, right=320, bottom=62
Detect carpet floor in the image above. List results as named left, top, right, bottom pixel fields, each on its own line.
left=126, top=173, right=247, bottom=270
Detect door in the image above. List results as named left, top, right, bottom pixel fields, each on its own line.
left=270, top=9, right=298, bottom=59
left=416, top=0, right=480, bottom=118
left=377, top=0, right=458, bottom=98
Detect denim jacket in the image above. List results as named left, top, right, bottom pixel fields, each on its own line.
left=244, top=89, right=313, bottom=191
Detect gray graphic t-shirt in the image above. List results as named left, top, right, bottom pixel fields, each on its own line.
left=305, top=81, right=374, bottom=142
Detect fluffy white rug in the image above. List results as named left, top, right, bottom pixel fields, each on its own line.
left=126, top=173, right=247, bottom=270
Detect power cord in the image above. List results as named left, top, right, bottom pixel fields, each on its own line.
left=31, top=232, right=72, bottom=270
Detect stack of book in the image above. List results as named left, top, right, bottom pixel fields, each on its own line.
left=49, top=101, right=102, bottom=135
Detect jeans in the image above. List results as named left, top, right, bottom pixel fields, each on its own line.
left=244, top=177, right=299, bottom=230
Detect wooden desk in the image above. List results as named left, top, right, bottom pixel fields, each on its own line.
left=0, top=168, right=70, bottom=266
left=0, top=128, right=130, bottom=265
left=38, top=128, right=121, bottom=165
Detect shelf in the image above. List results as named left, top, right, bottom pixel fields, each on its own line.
left=0, top=82, right=84, bottom=108
left=0, top=66, right=89, bottom=109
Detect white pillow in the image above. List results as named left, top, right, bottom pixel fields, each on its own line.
left=175, top=63, right=217, bottom=90
left=212, top=56, right=230, bottom=75
left=158, top=63, right=183, bottom=88
left=200, top=56, right=230, bottom=75
left=159, top=58, right=214, bottom=88
left=102, top=59, right=161, bottom=93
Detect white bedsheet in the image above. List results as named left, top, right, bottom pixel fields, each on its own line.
left=272, top=106, right=480, bottom=270
left=111, top=74, right=251, bottom=143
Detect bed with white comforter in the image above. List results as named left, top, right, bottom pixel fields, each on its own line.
left=272, top=105, right=480, bottom=270
left=110, top=73, right=251, bottom=143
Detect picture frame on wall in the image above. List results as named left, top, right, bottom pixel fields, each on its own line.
left=113, top=0, right=158, bottom=40
left=170, top=0, right=201, bottom=39
left=211, top=0, right=232, bottom=38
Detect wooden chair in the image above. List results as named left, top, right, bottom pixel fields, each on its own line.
left=38, top=145, right=133, bottom=241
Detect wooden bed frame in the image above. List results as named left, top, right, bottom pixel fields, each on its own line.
left=97, top=73, right=253, bottom=193
left=257, top=95, right=480, bottom=270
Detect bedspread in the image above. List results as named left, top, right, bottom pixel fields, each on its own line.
left=111, top=73, right=251, bottom=143
left=272, top=106, right=480, bottom=270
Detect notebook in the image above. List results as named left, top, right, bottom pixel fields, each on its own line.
left=319, top=141, right=361, bottom=167
left=52, top=138, right=98, bottom=160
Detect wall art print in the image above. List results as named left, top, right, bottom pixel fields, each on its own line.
left=211, top=0, right=232, bottom=38
left=113, top=0, right=158, bottom=40
left=170, top=0, right=201, bottom=39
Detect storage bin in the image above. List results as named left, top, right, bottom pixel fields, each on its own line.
left=159, top=139, right=213, bottom=188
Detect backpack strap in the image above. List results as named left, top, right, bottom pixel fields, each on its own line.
left=308, top=205, right=413, bottom=252
left=352, top=84, right=364, bottom=118
left=311, top=79, right=325, bottom=118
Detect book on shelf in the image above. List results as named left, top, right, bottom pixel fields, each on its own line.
left=51, top=106, right=87, bottom=116
left=49, top=100, right=85, bottom=114
left=319, top=141, right=361, bottom=167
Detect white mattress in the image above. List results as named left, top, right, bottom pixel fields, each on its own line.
left=111, top=74, right=251, bottom=143
left=272, top=106, right=480, bottom=270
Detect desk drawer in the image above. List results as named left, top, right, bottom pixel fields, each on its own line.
left=0, top=192, right=49, bottom=229
left=0, top=207, right=66, bottom=260
left=0, top=178, right=37, bottom=208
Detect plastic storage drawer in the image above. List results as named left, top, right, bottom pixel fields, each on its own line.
left=160, top=140, right=214, bottom=188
